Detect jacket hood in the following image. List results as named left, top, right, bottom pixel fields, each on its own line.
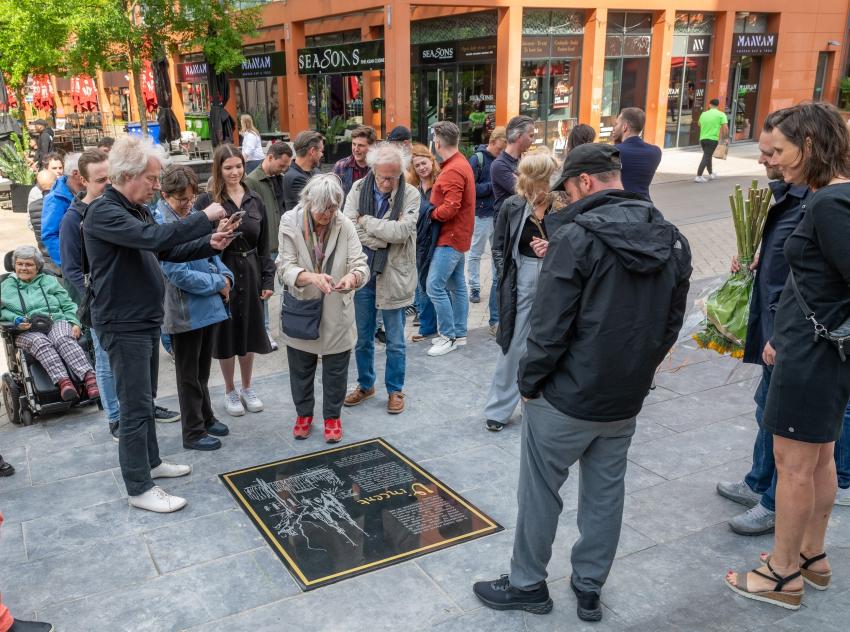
left=572, top=189, right=678, bottom=274
left=474, top=144, right=488, bottom=152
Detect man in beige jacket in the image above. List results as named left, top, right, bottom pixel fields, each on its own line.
left=342, top=142, right=421, bottom=414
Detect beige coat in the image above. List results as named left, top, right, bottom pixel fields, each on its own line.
left=276, top=206, right=369, bottom=356
left=343, top=178, right=420, bottom=310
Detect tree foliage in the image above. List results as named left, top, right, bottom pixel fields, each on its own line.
left=0, top=0, right=73, bottom=89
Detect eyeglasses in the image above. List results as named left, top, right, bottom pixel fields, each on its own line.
left=170, top=194, right=196, bottom=206
left=374, top=174, right=399, bottom=183
left=144, top=175, right=159, bottom=185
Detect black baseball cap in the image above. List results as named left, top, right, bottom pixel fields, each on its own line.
left=386, top=125, right=411, bottom=142
left=551, top=144, right=621, bottom=191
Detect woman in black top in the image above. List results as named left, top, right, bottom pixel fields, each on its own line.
left=726, top=103, right=850, bottom=610
left=485, top=151, right=560, bottom=431
left=194, top=144, right=275, bottom=418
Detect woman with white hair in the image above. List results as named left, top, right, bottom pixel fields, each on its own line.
left=277, top=173, right=369, bottom=443
left=0, top=245, right=98, bottom=402
left=83, top=135, right=238, bottom=514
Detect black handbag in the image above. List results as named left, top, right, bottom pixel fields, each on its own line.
left=789, top=270, right=850, bottom=362
left=280, top=244, right=337, bottom=341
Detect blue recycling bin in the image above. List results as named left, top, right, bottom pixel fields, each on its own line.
left=126, top=121, right=161, bottom=140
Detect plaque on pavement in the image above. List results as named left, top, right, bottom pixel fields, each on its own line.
left=220, top=438, right=503, bottom=590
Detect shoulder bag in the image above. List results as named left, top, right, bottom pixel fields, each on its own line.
left=789, top=270, right=850, bottom=362
left=76, top=207, right=93, bottom=328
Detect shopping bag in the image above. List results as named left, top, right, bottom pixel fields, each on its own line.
left=713, top=143, right=728, bottom=160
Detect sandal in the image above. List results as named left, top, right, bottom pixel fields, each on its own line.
left=724, top=560, right=803, bottom=610
left=760, top=552, right=831, bottom=591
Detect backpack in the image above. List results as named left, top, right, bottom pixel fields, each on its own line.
left=472, top=151, right=485, bottom=184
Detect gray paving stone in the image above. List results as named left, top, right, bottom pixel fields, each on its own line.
left=624, top=460, right=668, bottom=493
left=627, top=418, right=756, bottom=480
left=143, top=508, right=265, bottom=573
left=0, top=423, right=50, bottom=450
left=0, top=470, right=121, bottom=524
left=28, top=439, right=120, bottom=484
left=462, top=483, right=519, bottom=529
left=430, top=605, right=526, bottom=632
left=419, top=445, right=520, bottom=494
left=2, top=535, right=158, bottom=614
left=525, top=578, right=626, bottom=631
left=638, top=378, right=758, bottom=432
left=630, top=419, right=677, bottom=446
left=22, top=475, right=238, bottom=561
left=0, top=444, right=30, bottom=492
left=0, top=520, right=26, bottom=564
left=654, top=355, right=759, bottom=396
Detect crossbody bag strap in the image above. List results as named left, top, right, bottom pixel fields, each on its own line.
left=14, top=281, right=28, bottom=315
left=789, top=270, right=815, bottom=319
left=79, top=205, right=90, bottom=287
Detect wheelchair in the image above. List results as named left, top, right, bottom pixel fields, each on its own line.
left=1, top=251, right=101, bottom=426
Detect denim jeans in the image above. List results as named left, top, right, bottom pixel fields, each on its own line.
left=468, top=216, right=499, bottom=326
left=160, top=333, right=173, bottom=355
left=90, top=328, right=120, bottom=424
left=415, top=285, right=437, bottom=336
left=99, top=328, right=162, bottom=497
left=747, top=365, right=850, bottom=512
left=354, top=284, right=406, bottom=394
left=426, top=246, right=469, bottom=339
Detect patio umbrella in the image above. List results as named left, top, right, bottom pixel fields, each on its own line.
left=207, top=61, right=234, bottom=147
left=0, top=73, right=9, bottom=113
left=141, top=60, right=158, bottom=114
left=33, top=75, right=54, bottom=111
left=78, top=75, right=98, bottom=112
left=153, top=57, right=180, bottom=144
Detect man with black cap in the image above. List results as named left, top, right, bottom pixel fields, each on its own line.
left=386, top=125, right=412, bottom=152
left=473, top=143, right=692, bottom=623
left=33, top=118, right=55, bottom=169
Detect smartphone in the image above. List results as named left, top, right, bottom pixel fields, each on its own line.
left=227, top=231, right=243, bottom=240
left=229, top=210, right=246, bottom=221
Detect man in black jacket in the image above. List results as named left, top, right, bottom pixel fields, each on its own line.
left=474, top=144, right=692, bottom=622
left=83, top=136, right=237, bottom=514
left=282, top=130, right=323, bottom=211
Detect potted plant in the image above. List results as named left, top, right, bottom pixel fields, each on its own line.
left=0, top=130, right=36, bottom=213
left=322, top=115, right=351, bottom=163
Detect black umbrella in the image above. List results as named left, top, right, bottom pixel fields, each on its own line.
left=0, top=73, right=8, bottom=113
left=153, top=57, right=181, bottom=145
left=207, top=61, right=234, bottom=147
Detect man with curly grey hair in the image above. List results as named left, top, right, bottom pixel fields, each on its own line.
left=82, top=135, right=239, bottom=513
left=342, top=142, right=420, bottom=414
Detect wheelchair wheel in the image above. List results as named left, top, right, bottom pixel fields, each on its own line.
left=20, top=406, right=34, bottom=426
left=1, top=373, right=22, bottom=426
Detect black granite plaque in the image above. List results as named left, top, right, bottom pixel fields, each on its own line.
left=220, top=438, right=503, bottom=591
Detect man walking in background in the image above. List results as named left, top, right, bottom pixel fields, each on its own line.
left=491, top=115, right=534, bottom=217
left=612, top=107, right=662, bottom=200
left=695, top=98, right=728, bottom=183
left=283, top=131, right=323, bottom=211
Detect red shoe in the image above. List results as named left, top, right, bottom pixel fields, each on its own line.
left=58, top=378, right=78, bottom=402
left=293, top=416, right=313, bottom=440
left=83, top=371, right=100, bottom=399
left=324, top=418, right=342, bottom=443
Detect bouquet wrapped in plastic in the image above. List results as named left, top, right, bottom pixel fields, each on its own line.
left=693, top=180, right=772, bottom=357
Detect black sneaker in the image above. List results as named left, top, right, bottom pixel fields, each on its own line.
left=108, top=422, right=120, bottom=443
left=375, top=328, right=387, bottom=345
left=183, top=435, right=222, bottom=451
left=154, top=405, right=180, bottom=423
left=206, top=418, right=230, bottom=437
left=8, top=620, right=55, bottom=631
left=0, top=457, right=15, bottom=477
left=470, top=288, right=481, bottom=303
left=486, top=419, right=505, bottom=432
left=473, top=574, right=553, bottom=614
left=570, top=578, right=603, bottom=621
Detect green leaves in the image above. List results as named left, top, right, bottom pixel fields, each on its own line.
left=0, top=0, right=73, bottom=89
left=0, top=132, right=35, bottom=184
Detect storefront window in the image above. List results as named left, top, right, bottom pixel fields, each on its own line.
left=665, top=13, right=714, bottom=148
left=727, top=56, right=761, bottom=141
left=411, top=12, right=498, bottom=44
left=734, top=13, right=768, bottom=34
left=180, top=54, right=210, bottom=115
left=600, top=12, right=652, bottom=139
left=308, top=74, right=367, bottom=133
left=236, top=43, right=281, bottom=133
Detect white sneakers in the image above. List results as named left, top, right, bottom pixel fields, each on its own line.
left=709, top=172, right=718, bottom=180
left=431, top=335, right=466, bottom=346
left=428, top=335, right=458, bottom=357
left=835, top=486, right=850, bottom=506
left=224, top=390, right=245, bottom=416
left=150, top=461, right=192, bottom=478
left=129, top=486, right=187, bottom=513
left=694, top=176, right=707, bottom=183
left=240, top=387, right=264, bottom=412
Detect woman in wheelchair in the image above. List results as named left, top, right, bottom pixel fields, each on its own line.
left=0, top=245, right=99, bottom=402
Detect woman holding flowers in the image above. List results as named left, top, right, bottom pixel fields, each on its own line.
left=725, top=103, right=850, bottom=610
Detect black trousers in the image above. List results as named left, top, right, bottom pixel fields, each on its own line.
left=99, top=328, right=162, bottom=497
left=286, top=346, right=351, bottom=420
left=172, top=324, right=216, bottom=443
left=698, top=139, right=718, bottom=176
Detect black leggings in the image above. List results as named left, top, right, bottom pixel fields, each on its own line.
left=286, top=346, right=351, bottom=419
left=698, top=139, right=718, bottom=176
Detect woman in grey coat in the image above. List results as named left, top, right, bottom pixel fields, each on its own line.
left=485, top=151, right=561, bottom=431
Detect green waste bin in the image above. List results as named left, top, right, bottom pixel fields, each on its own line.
left=184, top=113, right=210, bottom=140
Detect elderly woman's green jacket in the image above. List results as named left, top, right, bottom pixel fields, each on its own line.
left=0, top=272, right=81, bottom=326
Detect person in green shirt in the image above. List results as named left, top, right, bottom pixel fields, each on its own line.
left=695, top=98, right=729, bottom=183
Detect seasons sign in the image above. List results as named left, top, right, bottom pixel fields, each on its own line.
left=298, top=40, right=385, bottom=75
left=732, top=32, right=778, bottom=56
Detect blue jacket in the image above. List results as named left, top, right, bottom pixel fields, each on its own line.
left=154, top=199, right=235, bottom=335
left=615, top=136, right=662, bottom=200
left=41, top=175, right=75, bottom=266
left=468, top=144, right=497, bottom=218
left=743, top=181, right=808, bottom=365
left=59, top=193, right=87, bottom=300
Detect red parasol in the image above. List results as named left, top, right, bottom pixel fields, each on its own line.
left=141, top=60, right=158, bottom=113
left=78, top=74, right=98, bottom=112
left=33, top=75, right=54, bottom=111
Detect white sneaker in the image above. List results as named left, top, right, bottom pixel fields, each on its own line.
left=150, top=461, right=192, bottom=478
left=432, top=334, right=466, bottom=346
left=455, top=336, right=467, bottom=347
left=267, top=332, right=279, bottom=351
left=225, top=390, right=245, bottom=416
left=129, top=486, right=187, bottom=513
left=240, top=387, right=264, bottom=413
left=694, top=176, right=707, bottom=183
left=428, top=335, right=457, bottom=357
left=709, top=172, right=717, bottom=180
left=835, top=487, right=850, bottom=506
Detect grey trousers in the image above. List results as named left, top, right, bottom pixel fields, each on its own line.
left=484, top=254, right=543, bottom=423
left=509, top=396, right=636, bottom=594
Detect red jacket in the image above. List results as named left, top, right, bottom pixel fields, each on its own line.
left=430, top=151, right=476, bottom=252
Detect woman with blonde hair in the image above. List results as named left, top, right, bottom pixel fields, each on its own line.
left=485, top=150, right=561, bottom=431
left=240, top=113, right=265, bottom=172
left=406, top=143, right=441, bottom=340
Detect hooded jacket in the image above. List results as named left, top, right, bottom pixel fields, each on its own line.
left=41, top=175, right=75, bottom=266
left=468, top=144, right=497, bottom=218
left=518, top=189, right=692, bottom=422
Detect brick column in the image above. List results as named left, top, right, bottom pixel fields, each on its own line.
left=384, top=0, right=411, bottom=129
left=708, top=10, right=735, bottom=108
left=361, top=24, right=384, bottom=133
left=579, top=8, right=607, bottom=135
left=284, top=20, right=310, bottom=134
left=644, top=9, right=675, bottom=146
left=495, top=6, right=523, bottom=125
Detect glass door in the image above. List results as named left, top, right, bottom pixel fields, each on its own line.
left=727, top=56, right=761, bottom=141
left=813, top=52, right=830, bottom=101
left=416, top=67, right=457, bottom=144
left=667, top=56, right=709, bottom=147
